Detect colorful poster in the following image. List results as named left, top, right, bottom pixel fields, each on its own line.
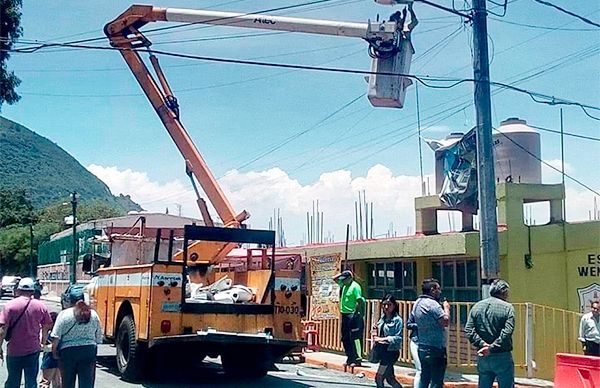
left=308, top=253, right=341, bottom=320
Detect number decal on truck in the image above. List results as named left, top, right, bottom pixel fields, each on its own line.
left=275, top=305, right=300, bottom=315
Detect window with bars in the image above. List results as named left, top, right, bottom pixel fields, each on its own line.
left=431, top=259, right=480, bottom=302
left=367, top=260, right=417, bottom=301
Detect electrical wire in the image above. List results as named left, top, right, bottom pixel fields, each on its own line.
left=530, top=0, right=600, bottom=28
left=268, top=109, right=374, bottom=172
left=412, top=26, right=465, bottom=72
left=493, top=128, right=600, bottom=196
left=278, top=39, right=600, bottom=174
left=436, top=43, right=599, bottom=123
left=7, top=39, right=597, bottom=116
left=528, top=124, right=600, bottom=142
left=9, top=38, right=599, bottom=124
left=121, top=0, right=350, bottom=38
left=235, top=93, right=365, bottom=170
left=489, top=17, right=599, bottom=31
left=441, top=9, right=600, bottom=78
left=287, top=95, right=473, bottom=174
left=154, top=31, right=287, bottom=46
left=8, top=0, right=347, bottom=53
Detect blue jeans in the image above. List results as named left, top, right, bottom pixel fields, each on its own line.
left=60, top=345, right=97, bottom=388
left=5, top=351, right=39, bottom=388
left=477, top=352, right=514, bottom=388
left=418, top=345, right=446, bottom=388
left=409, top=338, right=421, bottom=388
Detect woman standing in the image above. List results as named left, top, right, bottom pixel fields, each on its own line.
left=373, top=294, right=404, bottom=388
left=51, top=300, right=103, bottom=388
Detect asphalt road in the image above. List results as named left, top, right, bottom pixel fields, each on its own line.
left=0, top=297, right=375, bottom=387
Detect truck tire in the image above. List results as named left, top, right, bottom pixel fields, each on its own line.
left=221, top=351, right=270, bottom=379
left=116, top=315, right=146, bottom=381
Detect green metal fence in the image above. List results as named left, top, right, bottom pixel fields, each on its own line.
left=38, top=229, right=102, bottom=265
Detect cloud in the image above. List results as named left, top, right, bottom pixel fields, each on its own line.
left=87, top=164, right=194, bottom=214
left=88, top=163, right=599, bottom=245
left=542, top=159, right=574, bottom=183
left=220, top=164, right=428, bottom=244
left=88, top=163, right=427, bottom=244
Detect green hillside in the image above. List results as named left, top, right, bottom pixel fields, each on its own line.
left=0, top=116, right=141, bottom=212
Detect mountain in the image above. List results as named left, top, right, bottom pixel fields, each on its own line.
left=0, top=116, right=142, bottom=212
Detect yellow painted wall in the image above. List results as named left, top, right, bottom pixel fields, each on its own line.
left=281, top=184, right=599, bottom=313
left=498, top=183, right=600, bottom=312
left=566, top=246, right=600, bottom=312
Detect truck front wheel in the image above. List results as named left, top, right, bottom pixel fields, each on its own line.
left=116, top=315, right=146, bottom=381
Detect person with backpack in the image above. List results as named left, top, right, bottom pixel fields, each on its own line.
left=51, top=296, right=103, bottom=388
left=0, top=277, right=53, bottom=388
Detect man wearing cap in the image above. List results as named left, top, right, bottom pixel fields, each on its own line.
left=465, top=279, right=515, bottom=388
left=333, top=270, right=365, bottom=367
left=0, top=277, right=53, bottom=388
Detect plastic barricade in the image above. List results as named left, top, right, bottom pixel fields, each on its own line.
left=554, top=353, right=600, bottom=388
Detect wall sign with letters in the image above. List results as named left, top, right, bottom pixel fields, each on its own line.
left=577, top=253, right=600, bottom=277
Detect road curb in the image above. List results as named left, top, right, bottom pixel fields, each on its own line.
left=303, top=354, right=538, bottom=388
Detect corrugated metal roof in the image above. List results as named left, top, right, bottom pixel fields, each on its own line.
left=50, top=213, right=204, bottom=240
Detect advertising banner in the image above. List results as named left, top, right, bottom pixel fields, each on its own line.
left=308, top=253, right=341, bottom=320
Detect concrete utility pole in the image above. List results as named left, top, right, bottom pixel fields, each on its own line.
left=472, top=0, right=500, bottom=285
left=70, top=191, right=78, bottom=284
left=29, top=223, right=34, bottom=278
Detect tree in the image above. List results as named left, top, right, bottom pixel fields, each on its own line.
left=0, top=188, right=33, bottom=228
left=78, top=200, right=124, bottom=222
left=0, top=224, right=29, bottom=274
left=38, top=200, right=124, bottom=226
left=0, top=0, right=23, bottom=110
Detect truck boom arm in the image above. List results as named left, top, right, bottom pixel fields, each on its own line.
left=104, top=5, right=405, bottom=262
left=105, top=5, right=249, bottom=229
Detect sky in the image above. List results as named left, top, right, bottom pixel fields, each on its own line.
left=3, top=0, right=599, bottom=245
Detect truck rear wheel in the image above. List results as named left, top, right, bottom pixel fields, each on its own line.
left=116, top=315, right=146, bottom=381
left=221, top=350, right=271, bottom=379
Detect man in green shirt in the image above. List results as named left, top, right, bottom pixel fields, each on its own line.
left=465, top=279, right=515, bottom=388
left=333, top=270, right=365, bottom=367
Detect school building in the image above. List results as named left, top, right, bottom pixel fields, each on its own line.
left=282, top=181, right=600, bottom=314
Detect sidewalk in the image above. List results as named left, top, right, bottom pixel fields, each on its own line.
left=303, top=352, right=554, bottom=388
left=41, top=291, right=61, bottom=304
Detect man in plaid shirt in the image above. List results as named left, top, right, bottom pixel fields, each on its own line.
left=465, top=279, right=515, bottom=388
